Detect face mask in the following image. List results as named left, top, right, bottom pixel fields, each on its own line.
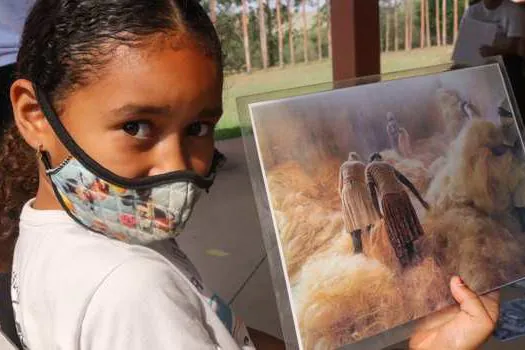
left=35, top=86, right=218, bottom=244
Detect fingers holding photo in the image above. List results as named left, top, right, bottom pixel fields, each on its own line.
left=409, top=276, right=500, bottom=350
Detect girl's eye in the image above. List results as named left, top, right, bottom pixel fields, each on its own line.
left=187, top=122, right=213, bottom=137
left=122, top=121, right=152, bottom=139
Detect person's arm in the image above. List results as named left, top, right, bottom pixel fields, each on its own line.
left=409, top=276, right=499, bottom=350
left=481, top=6, right=525, bottom=57
left=395, top=169, right=430, bottom=210
left=80, top=257, right=220, bottom=350
left=366, top=169, right=382, bottom=218
left=480, top=37, right=521, bottom=57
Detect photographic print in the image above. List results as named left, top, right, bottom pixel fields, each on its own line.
left=247, top=63, right=525, bottom=350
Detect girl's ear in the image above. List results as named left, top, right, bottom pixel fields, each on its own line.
left=10, top=79, right=51, bottom=150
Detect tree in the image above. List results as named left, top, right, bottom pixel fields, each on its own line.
left=258, top=0, right=269, bottom=68
left=386, top=9, right=391, bottom=51
left=394, top=3, right=399, bottom=50
left=435, top=0, right=441, bottom=45
left=327, top=0, right=332, bottom=58
left=425, top=0, right=431, bottom=46
left=316, top=0, right=322, bottom=60
left=420, top=0, right=425, bottom=48
left=288, top=0, right=296, bottom=65
left=453, top=0, right=459, bottom=42
left=209, top=0, right=217, bottom=25
left=405, top=0, right=412, bottom=50
left=208, top=0, right=251, bottom=73
left=265, top=1, right=277, bottom=66
left=276, top=0, right=284, bottom=67
left=241, top=0, right=252, bottom=72
left=442, top=0, right=447, bottom=45
left=409, top=0, right=414, bottom=48
left=301, top=0, right=308, bottom=63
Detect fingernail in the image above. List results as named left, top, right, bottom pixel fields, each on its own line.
left=457, top=276, right=465, bottom=285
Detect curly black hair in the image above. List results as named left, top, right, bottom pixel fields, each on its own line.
left=18, top=0, right=222, bottom=104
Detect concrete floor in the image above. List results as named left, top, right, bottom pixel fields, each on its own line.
left=178, top=137, right=525, bottom=349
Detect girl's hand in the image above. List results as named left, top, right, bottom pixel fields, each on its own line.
left=409, top=276, right=500, bottom=350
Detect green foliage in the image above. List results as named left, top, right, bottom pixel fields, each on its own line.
left=380, top=0, right=469, bottom=51
left=216, top=6, right=245, bottom=72
left=201, top=0, right=329, bottom=73
left=200, top=0, right=465, bottom=72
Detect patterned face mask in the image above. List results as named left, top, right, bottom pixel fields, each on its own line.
left=35, top=86, right=218, bottom=244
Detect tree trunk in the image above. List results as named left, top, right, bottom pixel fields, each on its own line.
left=288, top=0, right=296, bottom=65
left=464, top=0, right=468, bottom=10
left=394, top=5, right=399, bottom=51
left=454, top=0, right=459, bottom=42
left=442, top=0, right=447, bottom=45
left=435, top=0, right=441, bottom=46
left=386, top=11, right=391, bottom=52
left=420, top=0, right=425, bottom=48
left=265, top=2, right=275, bottom=66
left=405, top=0, right=412, bottom=51
left=210, top=0, right=217, bottom=25
left=409, top=0, right=413, bottom=49
left=241, top=0, right=252, bottom=73
left=316, top=0, right=322, bottom=60
left=276, top=0, right=284, bottom=67
left=425, top=0, right=431, bottom=46
left=258, top=0, right=269, bottom=68
left=301, top=0, right=308, bottom=63
left=327, top=0, right=332, bottom=58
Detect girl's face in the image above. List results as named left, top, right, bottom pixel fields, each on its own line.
left=52, top=43, right=223, bottom=178
left=14, top=39, right=222, bottom=210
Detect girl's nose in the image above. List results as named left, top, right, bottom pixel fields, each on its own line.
left=147, top=137, right=189, bottom=176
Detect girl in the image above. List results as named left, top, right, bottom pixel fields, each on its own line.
left=3, top=0, right=280, bottom=348
left=0, top=0, right=500, bottom=349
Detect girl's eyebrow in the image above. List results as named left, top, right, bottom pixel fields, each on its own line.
left=111, top=104, right=172, bottom=116
left=111, top=105, right=223, bottom=119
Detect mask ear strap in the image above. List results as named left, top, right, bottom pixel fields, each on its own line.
left=202, top=149, right=222, bottom=193
left=210, top=149, right=224, bottom=174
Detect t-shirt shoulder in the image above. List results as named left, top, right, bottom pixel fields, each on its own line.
left=80, top=255, right=219, bottom=350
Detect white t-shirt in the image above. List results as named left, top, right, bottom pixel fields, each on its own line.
left=11, top=200, right=256, bottom=350
left=0, top=332, right=16, bottom=350
left=464, top=0, right=525, bottom=45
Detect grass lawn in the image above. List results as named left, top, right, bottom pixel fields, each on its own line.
left=216, top=46, right=454, bottom=139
